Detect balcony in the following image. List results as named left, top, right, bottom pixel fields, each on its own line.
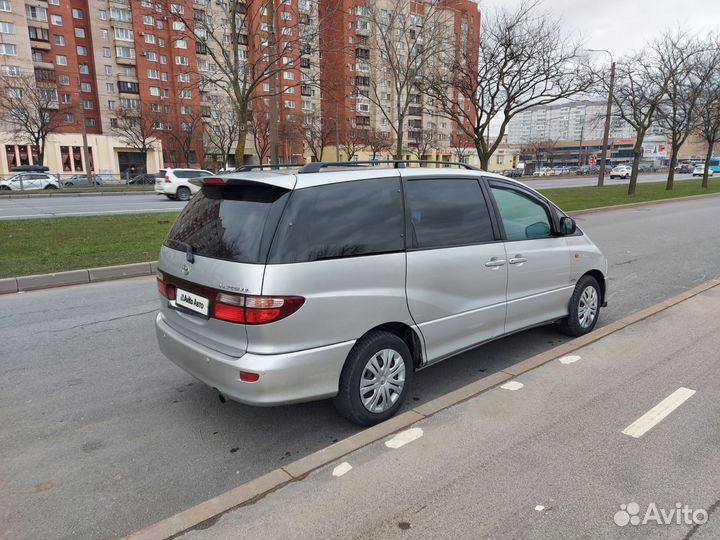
left=408, top=106, right=422, bottom=116
left=355, top=48, right=370, bottom=60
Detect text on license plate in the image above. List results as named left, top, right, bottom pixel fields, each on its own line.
left=175, top=288, right=209, bottom=316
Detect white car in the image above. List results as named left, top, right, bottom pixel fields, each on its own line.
left=692, top=165, right=715, bottom=177
left=155, top=168, right=214, bottom=201
left=609, top=165, right=631, bottom=179
left=0, top=172, right=60, bottom=191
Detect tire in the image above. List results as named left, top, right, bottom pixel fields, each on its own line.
left=176, top=187, right=191, bottom=201
left=559, top=275, right=601, bottom=337
left=609, top=176, right=615, bottom=179
left=0, top=185, right=10, bottom=190
left=165, top=194, right=177, bottom=200
left=44, top=184, right=58, bottom=190
left=333, top=330, right=413, bottom=426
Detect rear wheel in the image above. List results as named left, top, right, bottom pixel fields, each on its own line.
left=44, top=184, right=58, bottom=190
left=176, top=187, right=191, bottom=201
left=0, top=185, right=10, bottom=190
left=165, top=194, right=177, bottom=200
left=333, top=331, right=413, bottom=426
left=559, top=275, right=601, bottom=337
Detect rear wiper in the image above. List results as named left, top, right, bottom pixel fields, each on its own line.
left=169, top=240, right=195, bottom=263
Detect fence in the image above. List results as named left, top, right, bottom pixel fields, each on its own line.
left=0, top=172, right=157, bottom=192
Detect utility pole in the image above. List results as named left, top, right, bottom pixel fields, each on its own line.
left=267, top=0, right=280, bottom=166
left=587, top=49, right=615, bottom=187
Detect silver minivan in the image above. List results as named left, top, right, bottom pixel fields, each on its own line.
left=155, top=163, right=608, bottom=425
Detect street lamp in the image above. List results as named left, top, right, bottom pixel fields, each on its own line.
left=586, top=49, right=616, bottom=187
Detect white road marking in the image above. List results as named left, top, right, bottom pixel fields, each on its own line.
left=501, top=381, right=524, bottom=391
left=385, top=427, right=424, bottom=449
left=535, top=505, right=545, bottom=512
left=559, top=355, right=581, bottom=364
left=332, top=462, right=352, bottom=477
left=621, top=387, right=696, bottom=438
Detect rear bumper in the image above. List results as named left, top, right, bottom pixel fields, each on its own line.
left=155, top=312, right=354, bottom=406
left=155, top=183, right=172, bottom=195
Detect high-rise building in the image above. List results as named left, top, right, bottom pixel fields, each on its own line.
left=0, top=0, right=479, bottom=175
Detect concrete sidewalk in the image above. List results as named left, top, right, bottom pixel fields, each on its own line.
left=172, top=285, right=720, bottom=540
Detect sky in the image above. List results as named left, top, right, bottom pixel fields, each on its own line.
left=478, top=0, right=720, bottom=57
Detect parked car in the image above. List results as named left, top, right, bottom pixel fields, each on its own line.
left=63, top=174, right=102, bottom=187
left=155, top=162, right=608, bottom=425
left=675, top=163, right=694, bottom=174
left=0, top=172, right=60, bottom=191
left=692, top=164, right=715, bottom=177
left=532, top=167, right=553, bottom=177
left=154, top=168, right=214, bottom=201
left=609, top=165, right=632, bottom=179
left=502, top=169, right=523, bottom=178
left=578, top=165, right=600, bottom=175
left=128, top=173, right=156, bottom=185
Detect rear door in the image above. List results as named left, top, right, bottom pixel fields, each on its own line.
left=486, top=179, right=573, bottom=334
left=403, top=176, right=507, bottom=364
left=158, top=179, right=293, bottom=356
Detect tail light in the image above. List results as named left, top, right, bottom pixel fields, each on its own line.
left=215, top=292, right=304, bottom=325
left=164, top=175, right=171, bottom=183
left=156, top=273, right=176, bottom=300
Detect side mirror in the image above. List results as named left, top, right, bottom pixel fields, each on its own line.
left=560, top=216, right=577, bottom=235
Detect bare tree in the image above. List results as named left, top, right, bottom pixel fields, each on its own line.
left=654, top=31, right=710, bottom=190
left=0, top=73, right=67, bottom=167
left=428, top=1, right=592, bottom=169
left=339, top=127, right=367, bottom=161
left=298, top=113, right=332, bottom=162
left=450, top=132, right=473, bottom=163
left=168, top=0, right=323, bottom=166
left=205, top=101, right=240, bottom=170
left=696, top=42, right=720, bottom=188
left=366, top=0, right=454, bottom=159
left=610, top=46, right=673, bottom=195
left=248, top=108, right=271, bottom=164
left=109, top=104, right=163, bottom=172
left=365, top=128, right=393, bottom=161
left=167, top=111, right=204, bottom=167
left=426, top=1, right=592, bottom=170
left=520, top=138, right=559, bottom=171
left=409, top=126, right=440, bottom=162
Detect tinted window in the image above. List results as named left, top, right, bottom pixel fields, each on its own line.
left=165, top=183, right=290, bottom=264
left=175, top=170, right=210, bottom=178
left=268, top=178, right=403, bottom=263
left=156, top=169, right=166, bottom=178
left=404, top=178, right=493, bottom=249
left=490, top=186, right=552, bottom=241
left=710, top=160, right=719, bottom=167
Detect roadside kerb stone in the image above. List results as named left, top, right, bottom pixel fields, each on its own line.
left=0, top=277, right=18, bottom=294
left=123, top=469, right=292, bottom=540
left=89, top=262, right=154, bottom=282
left=16, top=269, right=89, bottom=291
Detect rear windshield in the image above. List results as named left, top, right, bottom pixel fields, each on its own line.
left=164, top=183, right=290, bottom=264
left=156, top=170, right=165, bottom=178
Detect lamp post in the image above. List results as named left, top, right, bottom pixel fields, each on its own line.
left=586, top=49, right=615, bottom=187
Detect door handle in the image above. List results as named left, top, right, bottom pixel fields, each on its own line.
left=509, top=256, right=528, bottom=265
left=484, top=257, right=506, bottom=268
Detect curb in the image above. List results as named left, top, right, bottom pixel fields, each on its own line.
left=1, top=261, right=158, bottom=294
left=123, top=276, right=720, bottom=540
left=0, top=190, right=154, bottom=199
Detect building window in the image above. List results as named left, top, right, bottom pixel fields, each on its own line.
left=175, top=56, right=188, bottom=66
left=74, top=28, right=85, bottom=38
left=25, top=5, right=48, bottom=21
left=60, top=146, right=91, bottom=172
left=55, top=54, right=67, bottom=65
left=0, top=21, right=14, bottom=34
left=143, top=15, right=154, bottom=25
left=2, top=65, right=20, bottom=76
left=114, top=27, right=133, bottom=41
left=76, top=45, right=87, bottom=56
left=79, top=64, right=89, bottom=74
left=81, top=82, right=91, bottom=92
left=144, top=33, right=155, bottom=44
left=172, top=21, right=185, bottom=31
left=108, top=100, right=115, bottom=110
left=0, top=1, right=11, bottom=12
left=28, top=27, right=48, bottom=41
left=146, top=51, right=157, bottom=62
left=178, top=73, right=190, bottom=83
left=99, top=10, right=107, bottom=21
left=50, top=14, right=62, bottom=26
left=58, top=75, right=70, bottom=85
left=147, top=69, right=159, bottom=79
left=106, top=82, right=114, bottom=93
left=83, top=100, right=93, bottom=109
left=179, top=89, right=191, bottom=99
left=72, top=8, right=83, bottom=19
left=104, top=65, right=112, bottom=76
left=115, top=46, right=135, bottom=59
left=103, top=47, right=110, bottom=58
left=174, top=39, right=187, bottom=49
left=64, top=113, right=74, bottom=123
left=149, top=86, right=159, bottom=96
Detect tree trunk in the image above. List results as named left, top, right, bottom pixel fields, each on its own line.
left=394, top=114, right=404, bottom=160
left=628, top=147, right=642, bottom=196
left=141, top=149, right=148, bottom=173
left=666, top=139, right=680, bottom=191
left=234, top=122, right=248, bottom=166
left=702, top=141, right=714, bottom=189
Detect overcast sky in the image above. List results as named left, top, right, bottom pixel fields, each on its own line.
left=477, top=0, right=720, bottom=57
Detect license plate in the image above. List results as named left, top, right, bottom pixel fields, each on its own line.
left=175, top=288, right=209, bottom=316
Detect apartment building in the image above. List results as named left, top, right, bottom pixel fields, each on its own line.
left=0, top=0, right=476, bottom=175
left=506, top=100, right=651, bottom=146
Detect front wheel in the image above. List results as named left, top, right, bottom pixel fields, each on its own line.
left=333, top=331, right=413, bottom=426
left=559, top=275, right=601, bottom=337
left=0, top=185, right=10, bottom=190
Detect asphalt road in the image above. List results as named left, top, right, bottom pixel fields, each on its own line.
left=0, top=193, right=185, bottom=220
left=180, top=286, right=720, bottom=540
left=2, top=196, right=720, bottom=539
left=0, top=172, right=692, bottom=219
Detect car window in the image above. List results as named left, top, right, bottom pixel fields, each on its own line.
left=404, top=178, right=494, bottom=249
left=490, top=185, right=553, bottom=241
left=155, top=170, right=166, bottom=178
left=268, top=177, right=404, bottom=263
